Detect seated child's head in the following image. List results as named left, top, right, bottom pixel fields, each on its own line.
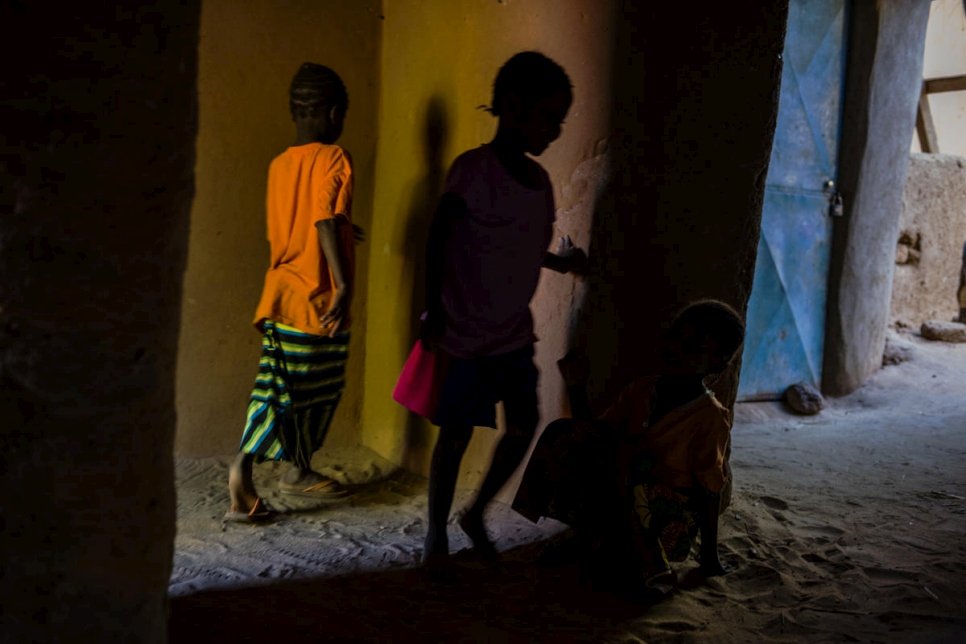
left=489, top=51, right=573, bottom=155
left=661, top=300, right=745, bottom=378
left=289, top=63, right=348, bottom=142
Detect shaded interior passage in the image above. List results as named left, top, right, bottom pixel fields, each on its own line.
left=170, top=332, right=966, bottom=642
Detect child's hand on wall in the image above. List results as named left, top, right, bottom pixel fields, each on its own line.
left=419, top=308, right=445, bottom=351
left=555, top=235, right=588, bottom=275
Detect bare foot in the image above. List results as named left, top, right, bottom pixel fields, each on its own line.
left=281, top=466, right=324, bottom=486
left=458, top=512, right=498, bottom=560
left=422, top=551, right=458, bottom=583
left=278, top=466, right=348, bottom=498
left=422, top=533, right=457, bottom=583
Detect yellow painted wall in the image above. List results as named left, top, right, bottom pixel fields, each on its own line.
left=178, top=0, right=620, bottom=503
left=363, top=0, right=618, bottom=499
left=911, top=0, right=966, bottom=156
left=176, top=0, right=382, bottom=455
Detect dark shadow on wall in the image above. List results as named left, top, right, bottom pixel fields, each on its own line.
left=572, top=2, right=788, bottom=414
left=400, top=96, right=449, bottom=473
left=565, top=2, right=787, bottom=511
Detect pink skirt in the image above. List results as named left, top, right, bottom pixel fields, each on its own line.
left=392, top=340, right=449, bottom=419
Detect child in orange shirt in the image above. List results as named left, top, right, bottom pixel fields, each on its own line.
left=225, top=63, right=360, bottom=522
left=514, top=300, right=744, bottom=597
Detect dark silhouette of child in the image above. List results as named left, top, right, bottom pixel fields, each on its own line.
left=514, top=300, right=744, bottom=599
left=418, top=51, right=587, bottom=578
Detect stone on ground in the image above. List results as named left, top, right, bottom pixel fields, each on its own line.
left=920, top=320, right=966, bottom=343
left=883, top=332, right=916, bottom=365
left=784, top=382, right=824, bottom=415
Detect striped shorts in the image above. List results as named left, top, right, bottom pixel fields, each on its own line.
left=239, top=320, right=349, bottom=468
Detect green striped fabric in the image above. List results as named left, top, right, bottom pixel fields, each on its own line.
left=239, top=321, right=349, bottom=468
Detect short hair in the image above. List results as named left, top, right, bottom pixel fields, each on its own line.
left=488, top=51, right=572, bottom=116
left=289, top=63, right=348, bottom=118
left=666, top=299, right=745, bottom=362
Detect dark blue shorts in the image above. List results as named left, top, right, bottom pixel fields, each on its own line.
left=433, top=344, right=539, bottom=429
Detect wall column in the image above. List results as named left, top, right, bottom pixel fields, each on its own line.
left=0, top=3, right=199, bottom=641
left=823, top=0, right=931, bottom=395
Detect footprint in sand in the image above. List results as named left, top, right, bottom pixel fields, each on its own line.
left=801, top=551, right=852, bottom=575
left=801, top=524, right=846, bottom=539
left=647, top=621, right=699, bottom=633
left=730, top=561, right=784, bottom=585
left=863, top=566, right=920, bottom=586
left=759, top=495, right=790, bottom=510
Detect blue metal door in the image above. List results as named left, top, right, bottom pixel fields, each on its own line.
left=738, top=0, right=847, bottom=400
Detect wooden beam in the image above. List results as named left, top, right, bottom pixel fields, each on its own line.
left=924, top=74, right=966, bottom=95
left=916, top=83, right=938, bottom=153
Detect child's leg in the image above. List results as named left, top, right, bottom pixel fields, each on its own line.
left=424, top=423, right=473, bottom=560
left=277, top=401, right=347, bottom=496
left=460, top=391, right=539, bottom=557
left=273, top=329, right=349, bottom=496
left=698, top=489, right=726, bottom=576
left=228, top=451, right=259, bottom=513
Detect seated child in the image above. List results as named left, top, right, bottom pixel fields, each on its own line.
left=513, top=299, right=745, bottom=596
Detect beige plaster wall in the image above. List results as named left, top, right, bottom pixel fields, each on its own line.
left=176, top=0, right=381, bottom=455
left=891, top=153, right=966, bottom=328
left=362, top=0, right=618, bottom=497
left=911, top=0, right=966, bottom=156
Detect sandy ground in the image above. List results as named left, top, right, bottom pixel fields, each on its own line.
left=169, top=330, right=966, bottom=643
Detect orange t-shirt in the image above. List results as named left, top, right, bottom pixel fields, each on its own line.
left=603, top=378, right=732, bottom=493
left=253, top=143, right=355, bottom=335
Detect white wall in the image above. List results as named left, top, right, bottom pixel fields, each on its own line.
left=911, top=0, right=966, bottom=156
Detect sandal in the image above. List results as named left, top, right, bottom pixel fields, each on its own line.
left=223, top=497, right=277, bottom=524
left=278, top=477, right=350, bottom=499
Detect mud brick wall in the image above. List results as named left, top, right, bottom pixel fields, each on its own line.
left=891, top=154, right=966, bottom=328
left=0, top=3, right=199, bottom=641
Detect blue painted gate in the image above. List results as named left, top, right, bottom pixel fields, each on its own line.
left=738, top=0, right=848, bottom=400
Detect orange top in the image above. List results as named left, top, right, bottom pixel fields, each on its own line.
left=603, top=378, right=732, bottom=493
left=253, top=143, right=355, bottom=335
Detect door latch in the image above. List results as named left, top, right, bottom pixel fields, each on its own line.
left=824, top=180, right=844, bottom=218
left=830, top=193, right=844, bottom=217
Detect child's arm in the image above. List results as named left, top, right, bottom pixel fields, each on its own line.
left=543, top=234, right=588, bottom=274
left=317, top=219, right=351, bottom=337
left=421, top=193, right=467, bottom=349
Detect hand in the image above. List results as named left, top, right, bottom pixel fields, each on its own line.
left=555, top=234, right=577, bottom=258
left=557, top=350, right=590, bottom=387
left=419, top=307, right=445, bottom=351
left=555, top=235, right=588, bottom=275
left=352, top=224, right=366, bottom=245
left=320, top=287, right=350, bottom=337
